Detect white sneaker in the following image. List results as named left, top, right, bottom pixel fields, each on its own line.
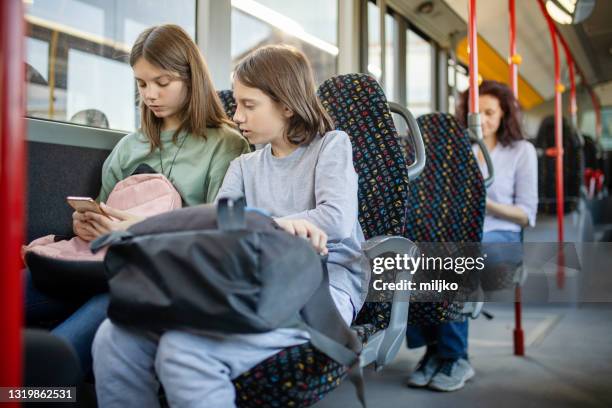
left=406, top=353, right=440, bottom=387
left=428, top=358, right=475, bottom=392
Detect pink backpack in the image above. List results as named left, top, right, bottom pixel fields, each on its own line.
left=24, top=171, right=182, bottom=297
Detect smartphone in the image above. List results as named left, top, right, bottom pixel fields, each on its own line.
left=66, top=196, right=109, bottom=217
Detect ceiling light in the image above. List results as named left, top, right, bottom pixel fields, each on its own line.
left=416, top=1, right=434, bottom=14
left=545, top=0, right=596, bottom=24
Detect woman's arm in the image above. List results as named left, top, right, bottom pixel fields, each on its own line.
left=486, top=199, right=529, bottom=227
left=487, top=142, right=538, bottom=228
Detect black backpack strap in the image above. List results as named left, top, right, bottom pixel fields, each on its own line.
left=131, top=163, right=157, bottom=175
left=217, top=197, right=246, bottom=231
left=300, top=260, right=366, bottom=407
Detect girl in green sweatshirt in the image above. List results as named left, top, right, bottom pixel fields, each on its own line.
left=25, top=24, right=249, bottom=375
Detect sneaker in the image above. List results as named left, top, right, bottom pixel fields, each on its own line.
left=406, top=353, right=440, bottom=387
left=428, top=358, right=475, bottom=392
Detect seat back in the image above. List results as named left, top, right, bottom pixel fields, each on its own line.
left=404, top=113, right=485, bottom=242
left=27, top=141, right=110, bottom=242
left=535, top=115, right=584, bottom=214
left=316, top=74, right=409, bottom=238
left=317, top=74, right=411, bottom=332
left=402, top=113, right=486, bottom=323
left=218, top=89, right=237, bottom=119
left=24, top=329, right=82, bottom=387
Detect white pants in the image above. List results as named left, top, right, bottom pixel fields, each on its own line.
left=92, top=287, right=354, bottom=408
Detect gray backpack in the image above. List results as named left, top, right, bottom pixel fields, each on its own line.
left=91, top=198, right=365, bottom=406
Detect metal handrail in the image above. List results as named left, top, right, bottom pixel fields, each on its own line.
left=388, top=102, right=426, bottom=182
left=467, top=125, right=495, bottom=188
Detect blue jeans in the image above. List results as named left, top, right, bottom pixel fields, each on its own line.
left=406, top=230, right=522, bottom=360
left=24, top=269, right=109, bottom=373
left=406, top=319, right=469, bottom=360
left=482, top=230, right=523, bottom=266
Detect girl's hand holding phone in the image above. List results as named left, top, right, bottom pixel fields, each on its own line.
left=72, top=210, right=98, bottom=242
left=79, top=203, right=144, bottom=238
left=275, top=218, right=328, bottom=255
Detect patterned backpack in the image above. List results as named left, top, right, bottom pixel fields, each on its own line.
left=24, top=165, right=182, bottom=298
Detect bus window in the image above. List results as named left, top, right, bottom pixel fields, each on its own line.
left=24, top=0, right=196, bottom=132
left=448, top=60, right=469, bottom=115
left=384, top=13, right=397, bottom=102
left=367, top=0, right=381, bottom=81
left=230, top=0, right=338, bottom=85
left=406, top=29, right=433, bottom=117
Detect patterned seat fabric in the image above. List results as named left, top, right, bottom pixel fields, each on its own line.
left=225, top=74, right=411, bottom=407
left=402, top=113, right=486, bottom=325
left=535, top=116, right=584, bottom=214
left=218, top=90, right=237, bottom=118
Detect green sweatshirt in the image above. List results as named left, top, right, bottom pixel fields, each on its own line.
left=97, top=125, right=250, bottom=206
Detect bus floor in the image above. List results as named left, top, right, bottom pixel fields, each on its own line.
left=314, top=302, right=612, bottom=408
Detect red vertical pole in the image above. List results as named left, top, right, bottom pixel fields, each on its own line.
left=466, top=0, right=484, bottom=143
left=539, top=0, right=565, bottom=293
left=557, top=35, right=577, bottom=126
left=538, top=0, right=564, bottom=244
left=0, top=0, right=26, bottom=399
left=552, top=24, right=601, bottom=141
left=508, top=0, right=525, bottom=357
left=508, top=0, right=518, bottom=96
left=468, top=0, right=479, bottom=115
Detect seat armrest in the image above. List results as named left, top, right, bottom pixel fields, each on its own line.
left=360, top=236, right=418, bottom=369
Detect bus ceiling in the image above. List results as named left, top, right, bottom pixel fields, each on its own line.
left=438, top=0, right=612, bottom=108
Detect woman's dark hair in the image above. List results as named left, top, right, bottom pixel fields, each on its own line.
left=456, top=80, right=524, bottom=147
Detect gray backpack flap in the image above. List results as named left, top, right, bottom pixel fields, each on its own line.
left=93, top=199, right=322, bottom=334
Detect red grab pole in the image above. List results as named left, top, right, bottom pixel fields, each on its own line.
left=466, top=0, right=484, bottom=145
left=551, top=23, right=601, bottom=140
left=539, top=0, right=566, bottom=291
left=508, top=0, right=525, bottom=357
left=468, top=0, right=479, bottom=115
left=0, top=0, right=26, bottom=398
left=538, top=0, right=564, bottom=244
left=508, top=0, right=518, bottom=96
left=556, top=34, right=577, bottom=126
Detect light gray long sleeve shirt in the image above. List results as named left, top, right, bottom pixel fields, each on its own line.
left=473, top=139, right=538, bottom=233
left=217, top=130, right=368, bottom=314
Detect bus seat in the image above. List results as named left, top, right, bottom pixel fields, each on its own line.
left=535, top=115, right=584, bottom=214
left=218, top=89, right=236, bottom=118
left=24, top=328, right=82, bottom=385
left=69, top=109, right=110, bottom=129
left=401, top=113, right=486, bottom=325
left=582, top=133, right=607, bottom=198
left=219, top=73, right=418, bottom=407
left=582, top=133, right=604, bottom=172
left=26, top=141, right=110, bottom=242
